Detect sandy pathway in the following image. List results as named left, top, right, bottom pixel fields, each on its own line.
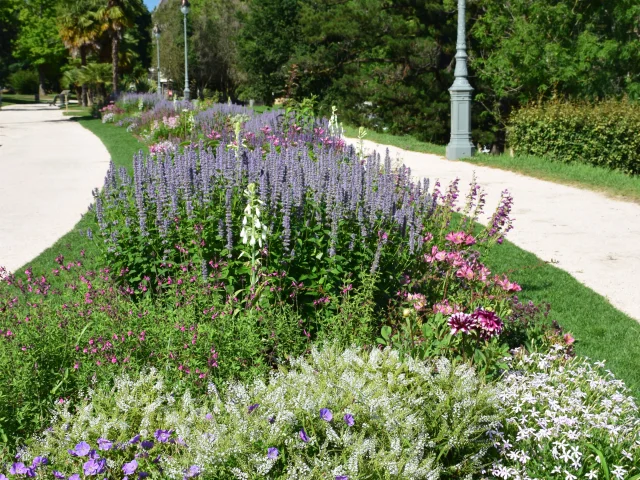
left=346, top=138, right=640, bottom=322
left=0, top=104, right=110, bottom=272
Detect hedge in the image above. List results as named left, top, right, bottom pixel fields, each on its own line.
left=507, top=100, right=640, bottom=175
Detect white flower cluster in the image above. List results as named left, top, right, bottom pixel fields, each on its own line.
left=19, top=346, right=499, bottom=480
left=486, top=347, right=640, bottom=480
left=101, top=112, right=115, bottom=124
left=239, top=183, right=267, bottom=249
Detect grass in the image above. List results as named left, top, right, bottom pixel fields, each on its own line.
left=342, top=124, right=446, bottom=156
left=0, top=93, right=55, bottom=106
left=462, top=153, right=640, bottom=204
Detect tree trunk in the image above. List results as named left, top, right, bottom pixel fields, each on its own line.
left=111, top=32, right=119, bottom=97
left=81, top=46, right=88, bottom=107
left=36, top=65, right=45, bottom=103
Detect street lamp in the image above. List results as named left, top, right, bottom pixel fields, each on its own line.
left=446, top=0, right=476, bottom=160
left=180, top=0, right=190, bottom=101
left=153, top=24, right=161, bottom=98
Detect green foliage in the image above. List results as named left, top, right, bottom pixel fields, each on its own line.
left=13, top=345, right=501, bottom=479
left=7, top=70, right=38, bottom=95
left=508, top=100, right=640, bottom=175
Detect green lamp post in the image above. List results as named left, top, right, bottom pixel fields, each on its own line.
left=180, top=0, right=190, bottom=101
left=153, top=24, right=161, bottom=98
left=446, top=0, right=476, bottom=160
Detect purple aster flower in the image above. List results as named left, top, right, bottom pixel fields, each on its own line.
left=267, top=447, right=279, bottom=459
left=10, top=463, right=28, bottom=475
left=129, top=434, right=141, bottom=444
left=53, top=472, right=65, bottom=479
left=139, top=472, right=150, bottom=478
left=83, top=457, right=106, bottom=476
left=299, top=428, right=309, bottom=443
left=0, top=475, right=7, bottom=480
left=68, top=441, right=91, bottom=457
left=268, top=416, right=275, bottom=424
left=69, top=475, right=81, bottom=480
left=184, top=465, right=201, bottom=478
left=343, top=413, right=355, bottom=427
left=336, top=476, right=349, bottom=480
left=248, top=403, right=259, bottom=413
left=97, top=438, right=113, bottom=451
left=141, top=440, right=154, bottom=450
left=123, top=460, right=138, bottom=475
left=151, top=455, right=162, bottom=464
left=320, top=408, right=333, bottom=422
left=205, top=413, right=213, bottom=420
left=154, top=429, right=172, bottom=443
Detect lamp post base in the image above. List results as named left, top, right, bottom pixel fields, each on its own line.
left=446, top=142, right=476, bottom=160
left=184, top=88, right=190, bottom=102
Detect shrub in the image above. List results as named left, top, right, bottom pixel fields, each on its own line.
left=8, top=70, right=38, bottom=95
left=508, top=100, right=640, bottom=175
left=486, top=348, right=640, bottom=479
left=11, top=345, right=501, bottom=479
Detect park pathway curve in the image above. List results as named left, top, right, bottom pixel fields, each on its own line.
left=346, top=138, right=640, bottom=323
left=0, top=104, right=110, bottom=272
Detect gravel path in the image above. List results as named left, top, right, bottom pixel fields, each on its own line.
left=0, top=104, right=110, bottom=272
left=346, top=138, right=640, bottom=322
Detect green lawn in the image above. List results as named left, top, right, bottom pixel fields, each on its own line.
left=342, top=127, right=640, bottom=204
left=1, top=93, right=55, bottom=106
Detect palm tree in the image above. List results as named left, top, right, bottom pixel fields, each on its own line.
left=58, top=0, right=102, bottom=106
left=78, top=62, right=112, bottom=102
left=99, top=0, right=145, bottom=96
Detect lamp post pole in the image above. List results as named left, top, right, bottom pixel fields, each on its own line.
left=181, top=0, right=190, bottom=101
left=446, top=0, right=476, bottom=160
left=153, top=24, right=161, bottom=98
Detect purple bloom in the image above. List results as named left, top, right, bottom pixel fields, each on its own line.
left=10, top=463, right=29, bottom=475
left=139, top=472, right=150, bottom=478
left=343, top=413, right=355, bottom=427
left=299, top=428, right=309, bottom=443
left=129, top=434, right=141, bottom=444
left=248, top=403, right=259, bottom=413
left=205, top=413, right=213, bottom=420
left=123, top=460, right=138, bottom=475
left=268, top=416, right=276, bottom=424
left=447, top=312, right=477, bottom=335
left=154, top=429, right=172, bottom=443
left=184, top=465, right=201, bottom=478
left=83, top=457, right=106, bottom=476
left=267, top=447, right=279, bottom=459
left=336, top=476, right=349, bottom=480
left=53, top=472, right=65, bottom=479
left=141, top=440, right=154, bottom=450
left=0, top=475, right=7, bottom=480
left=320, top=408, right=333, bottom=422
left=472, top=308, right=504, bottom=338
left=68, top=441, right=91, bottom=457
left=31, top=456, right=49, bottom=467
left=97, top=438, right=113, bottom=451
left=69, top=475, right=81, bottom=480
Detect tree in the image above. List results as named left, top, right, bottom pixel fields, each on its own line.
left=13, top=0, right=66, bottom=101
left=238, top=0, right=300, bottom=104
left=99, top=0, right=146, bottom=95
left=0, top=0, right=20, bottom=85
left=58, top=0, right=102, bottom=106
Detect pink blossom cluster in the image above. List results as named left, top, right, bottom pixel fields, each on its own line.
left=162, top=115, right=180, bottom=129
left=149, top=141, right=177, bottom=156
left=447, top=308, right=504, bottom=339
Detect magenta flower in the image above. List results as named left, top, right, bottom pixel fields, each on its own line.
left=455, top=264, right=475, bottom=281
left=267, top=447, right=279, bottom=459
left=447, top=312, right=477, bottom=335
left=472, top=308, right=503, bottom=338
left=445, top=231, right=467, bottom=245
left=299, top=428, right=310, bottom=443
left=320, top=408, right=333, bottom=421
left=343, top=413, right=355, bottom=427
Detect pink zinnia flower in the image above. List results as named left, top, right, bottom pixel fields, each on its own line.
left=472, top=308, right=503, bottom=338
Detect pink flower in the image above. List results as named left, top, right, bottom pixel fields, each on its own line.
left=448, top=313, right=477, bottom=335
left=456, top=264, right=475, bottom=281
left=494, top=275, right=522, bottom=292
left=472, top=308, right=503, bottom=338
left=425, top=246, right=447, bottom=263
left=563, top=333, right=575, bottom=346
left=407, top=293, right=427, bottom=311
left=445, top=231, right=467, bottom=245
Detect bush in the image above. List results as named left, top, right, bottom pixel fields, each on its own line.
left=11, top=345, right=500, bottom=479
left=8, top=70, right=38, bottom=95
left=508, top=100, right=640, bottom=175
left=487, top=348, right=640, bottom=479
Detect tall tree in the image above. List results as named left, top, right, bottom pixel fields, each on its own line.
left=99, top=0, right=146, bottom=95
left=0, top=0, right=20, bottom=85
left=13, top=0, right=66, bottom=101
left=58, top=0, right=102, bottom=106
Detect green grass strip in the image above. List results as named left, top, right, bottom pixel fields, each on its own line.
left=342, top=124, right=446, bottom=156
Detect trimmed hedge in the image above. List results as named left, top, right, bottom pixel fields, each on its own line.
left=508, top=100, right=640, bottom=175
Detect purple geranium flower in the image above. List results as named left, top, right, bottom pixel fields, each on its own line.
left=68, top=441, right=91, bottom=457
left=299, top=428, right=309, bottom=443
left=83, top=457, right=106, bottom=476
left=248, top=403, right=260, bottom=413
left=129, top=434, right=141, bottom=444
left=139, top=472, right=150, bottom=479
left=343, top=413, right=355, bottom=427
left=336, top=476, right=349, bottom=480
left=0, top=474, right=7, bottom=480
left=97, top=438, right=113, bottom=451
left=123, top=460, right=138, bottom=475
left=205, top=413, right=213, bottom=420
left=52, top=472, right=65, bottom=479
left=10, top=463, right=28, bottom=475
left=141, top=440, right=154, bottom=450
left=69, top=475, right=81, bottom=480
left=320, top=408, right=333, bottom=422
left=154, top=429, right=172, bottom=443
left=184, top=465, right=201, bottom=478
left=267, top=447, right=279, bottom=459
left=31, top=456, right=48, bottom=467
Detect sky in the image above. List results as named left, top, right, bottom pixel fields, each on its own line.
left=144, top=0, right=159, bottom=11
